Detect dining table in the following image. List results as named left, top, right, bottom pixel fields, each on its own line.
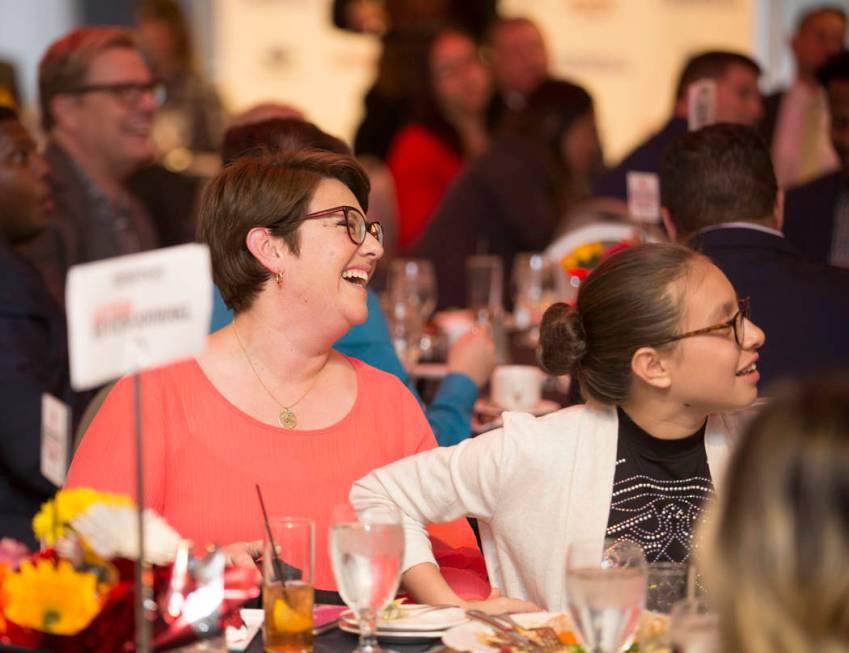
left=238, top=628, right=447, bottom=653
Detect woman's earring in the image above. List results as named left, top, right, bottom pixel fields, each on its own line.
left=275, top=271, right=284, bottom=286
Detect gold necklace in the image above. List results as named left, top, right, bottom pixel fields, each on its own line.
left=231, top=321, right=320, bottom=429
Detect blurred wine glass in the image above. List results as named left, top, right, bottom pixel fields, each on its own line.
left=386, top=260, right=438, bottom=368
left=566, top=538, right=647, bottom=653
left=512, top=252, right=557, bottom=332
left=329, top=504, right=405, bottom=653
left=387, top=259, right=437, bottom=323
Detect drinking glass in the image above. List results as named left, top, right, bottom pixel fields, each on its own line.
left=384, top=296, right=424, bottom=371
left=329, top=504, right=405, bottom=653
left=262, top=517, right=315, bottom=653
left=565, top=538, right=647, bottom=653
left=638, top=562, right=690, bottom=652
left=466, top=255, right=503, bottom=321
left=511, top=253, right=557, bottom=331
left=669, top=598, right=719, bottom=653
left=387, top=259, right=437, bottom=323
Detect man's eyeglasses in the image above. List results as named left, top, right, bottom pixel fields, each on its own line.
left=299, top=205, right=384, bottom=247
left=63, top=81, right=164, bottom=107
left=653, top=297, right=750, bottom=348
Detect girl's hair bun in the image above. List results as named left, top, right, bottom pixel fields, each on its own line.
left=538, top=302, right=587, bottom=376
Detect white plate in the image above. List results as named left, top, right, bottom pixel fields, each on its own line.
left=442, top=611, right=566, bottom=653
left=341, top=604, right=468, bottom=631
left=339, top=619, right=446, bottom=643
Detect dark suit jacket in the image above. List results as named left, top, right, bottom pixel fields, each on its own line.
left=0, top=240, right=74, bottom=546
left=689, top=226, right=849, bottom=389
left=782, top=170, right=844, bottom=265
left=593, top=117, right=688, bottom=201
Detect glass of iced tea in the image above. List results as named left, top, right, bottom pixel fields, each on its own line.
left=262, top=517, right=315, bottom=653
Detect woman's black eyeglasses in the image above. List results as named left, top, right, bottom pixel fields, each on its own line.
left=300, top=205, right=383, bottom=247
left=653, top=297, right=750, bottom=347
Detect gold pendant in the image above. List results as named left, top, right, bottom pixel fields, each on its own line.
left=278, top=408, right=297, bottom=429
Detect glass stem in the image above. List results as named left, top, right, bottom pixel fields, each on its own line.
left=358, top=608, right=379, bottom=651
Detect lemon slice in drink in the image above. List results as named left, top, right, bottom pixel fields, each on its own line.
left=273, top=597, right=311, bottom=632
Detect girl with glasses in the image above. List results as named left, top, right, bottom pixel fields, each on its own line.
left=352, top=243, right=765, bottom=612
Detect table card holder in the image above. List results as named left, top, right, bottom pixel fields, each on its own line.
left=66, top=244, right=213, bottom=652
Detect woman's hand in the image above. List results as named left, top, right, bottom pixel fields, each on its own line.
left=461, top=587, right=541, bottom=614
left=447, top=327, right=497, bottom=388
left=221, top=540, right=263, bottom=567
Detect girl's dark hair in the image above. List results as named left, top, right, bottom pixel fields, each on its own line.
left=538, top=243, right=701, bottom=404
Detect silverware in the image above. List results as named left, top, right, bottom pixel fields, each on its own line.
left=494, top=613, right=561, bottom=651
left=465, top=610, right=545, bottom=653
left=404, top=603, right=460, bottom=617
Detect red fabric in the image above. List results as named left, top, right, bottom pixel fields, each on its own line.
left=66, top=357, right=482, bottom=592
left=387, top=125, right=463, bottom=249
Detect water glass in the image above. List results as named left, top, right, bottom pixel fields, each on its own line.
left=329, top=504, right=404, bottom=653
left=466, top=255, right=503, bottom=321
left=646, top=562, right=689, bottom=614
left=384, top=297, right=424, bottom=371
left=637, top=562, right=690, bottom=652
left=387, top=259, right=437, bottom=323
left=512, top=253, right=557, bottom=330
left=669, top=598, right=719, bottom=653
left=565, top=538, right=647, bottom=653
left=262, top=517, right=315, bottom=653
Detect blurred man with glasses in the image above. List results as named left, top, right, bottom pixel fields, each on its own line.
left=661, top=123, right=849, bottom=387
left=19, top=27, right=159, bottom=307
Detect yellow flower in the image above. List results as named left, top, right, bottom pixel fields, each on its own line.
left=560, top=254, right=578, bottom=270
left=33, top=488, right=132, bottom=546
left=573, top=242, right=603, bottom=264
left=3, top=559, right=102, bottom=635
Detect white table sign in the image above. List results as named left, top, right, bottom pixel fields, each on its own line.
left=41, top=393, right=70, bottom=486
left=626, top=171, right=661, bottom=224
left=66, top=244, right=212, bottom=391
left=688, top=78, right=717, bottom=131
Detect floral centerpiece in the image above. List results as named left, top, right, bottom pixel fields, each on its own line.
left=557, top=238, right=641, bottom=301
left=0, top=488, right=260, bottom=652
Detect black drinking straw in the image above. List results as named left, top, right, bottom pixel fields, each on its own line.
left=255, top=484, right=302, bottom=582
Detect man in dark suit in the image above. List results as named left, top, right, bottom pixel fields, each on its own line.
left=662, top=122, right=849, bottom=389
left=0, top=108, right=76, bottom=547
left=760, top=5, right=845, bottom=187
left=783, top=50, right=849, bottom=267
left=595, top=50, right=763, bottom=203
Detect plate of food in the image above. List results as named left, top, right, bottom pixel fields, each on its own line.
left=442, top=611, right=668, bottom=652
left=341, top=602, right=467, bottom=632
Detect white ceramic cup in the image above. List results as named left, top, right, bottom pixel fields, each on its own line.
left=491, top=365, right=544, bottom=411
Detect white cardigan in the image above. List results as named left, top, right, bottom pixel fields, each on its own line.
left=351, top=403, right=748, bottom=611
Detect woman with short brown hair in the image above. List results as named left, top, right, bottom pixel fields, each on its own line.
left=67, top=150, right=480, bottom=595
